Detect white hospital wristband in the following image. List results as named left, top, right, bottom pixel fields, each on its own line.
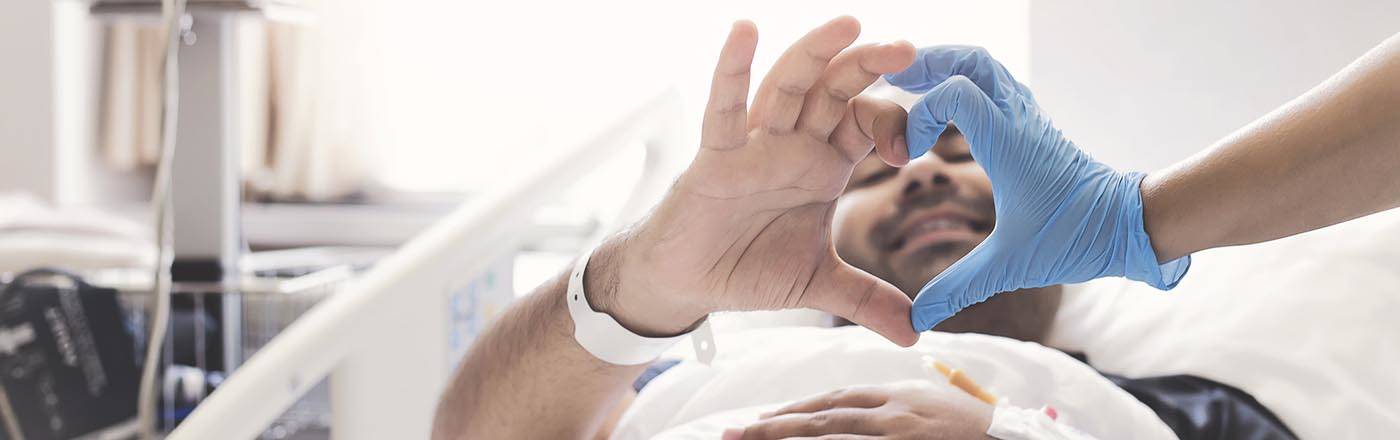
left=566, top=243, right=716, bottom=366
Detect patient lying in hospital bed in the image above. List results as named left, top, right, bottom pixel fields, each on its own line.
left=608, top=216, right=1400, bottom=439
left=595, top=125, right=1400, bottom=439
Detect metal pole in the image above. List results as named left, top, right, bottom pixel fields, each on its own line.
left=169, top=12, right=243, bottom=372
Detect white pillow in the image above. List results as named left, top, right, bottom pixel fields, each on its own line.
left=1046, top=208, right=1400, bottom=439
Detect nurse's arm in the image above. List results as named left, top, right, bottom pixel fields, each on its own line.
left=1143, top=32, right=1400, bottom=261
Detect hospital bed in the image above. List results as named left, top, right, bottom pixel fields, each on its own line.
left=165, top=88, right=688, bottom=439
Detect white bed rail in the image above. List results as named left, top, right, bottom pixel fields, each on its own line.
left=168, top=89, right=687, bottom=439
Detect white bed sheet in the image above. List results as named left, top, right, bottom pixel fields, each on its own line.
left=614, top=327, right=1177, bottom=439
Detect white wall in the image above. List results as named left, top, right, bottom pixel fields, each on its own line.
left=0, top=1, right=148, bottom=207
left=11, top=2, right=1393, bottom=203
left=1030, top=1, right=1400, bottom=172
left=368, top=0, right=1031, bottom=192
left=0, top=1, right=58, bottom=199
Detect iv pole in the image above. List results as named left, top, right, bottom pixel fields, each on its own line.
left=90, top=0, right=303, bottom=433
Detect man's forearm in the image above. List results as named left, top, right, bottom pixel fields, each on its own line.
left=431, top=253, right=647, bottom=439
left=1142, top=32, right=1400, bottom=261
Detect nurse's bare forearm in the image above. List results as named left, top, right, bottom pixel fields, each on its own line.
left=430, top=244, right=645, bottom=439
left=1142, top=32, right=1400, bottom=261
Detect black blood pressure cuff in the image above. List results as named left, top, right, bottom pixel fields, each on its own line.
left=0, top=269, right=139, bottom=440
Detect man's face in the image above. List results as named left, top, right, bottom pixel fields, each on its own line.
left=833, top=126, right=1061, bottom=342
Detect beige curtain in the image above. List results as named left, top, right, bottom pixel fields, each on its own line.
left=99, top=22, right=164, bottom=170
left=99, top=3, right=374, bottom=201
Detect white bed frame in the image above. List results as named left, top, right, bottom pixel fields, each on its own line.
left=168, top=89, right=687, bottom=439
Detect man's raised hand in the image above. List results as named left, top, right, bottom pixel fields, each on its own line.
left=589, top=17, right=921, bottom=346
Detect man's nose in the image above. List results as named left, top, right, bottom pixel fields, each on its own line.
left=900, top=156, right=955, bottom=199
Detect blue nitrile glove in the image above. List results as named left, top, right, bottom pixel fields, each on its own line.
left=884, top=46, right=1192, bottom=331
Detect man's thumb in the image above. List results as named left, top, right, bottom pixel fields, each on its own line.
left=806, top=258, right=918, bottom=347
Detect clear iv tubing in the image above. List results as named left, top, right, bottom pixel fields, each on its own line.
left=138, top=0, right=186, bottom=437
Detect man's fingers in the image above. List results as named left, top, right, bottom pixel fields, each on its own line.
left=883, top=45, right=1026, bottom=108
left=750, top=16, right=860, bottom=133
left=763, top=387, right=889, bottom=418
left=731, top=409, right=884, bottom=440
left=829, top=95, right=909, bottom=166
left=701, top=20, right=759, bottom=151
left=905, top=75, right=1001, bottom=160
left=805, top=255, right=917, bottom=347
left=796, top=41, right=915, bottom=141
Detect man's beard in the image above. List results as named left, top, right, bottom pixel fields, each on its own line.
left=889, top=241, right=981, bottom=299
left=867, top=191, right=995, bottom=299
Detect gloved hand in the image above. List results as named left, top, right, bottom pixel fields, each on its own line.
left=884, top=46, right=1192, bottom=331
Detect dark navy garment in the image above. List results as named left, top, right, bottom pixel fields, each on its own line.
left=634, top=354, right=1297, bottom=440
left=1101, top=373, right=1297, bottom=440
left=632, top=358, right=682, bottom=393
left=1064, top=352, right=1297, bottom=440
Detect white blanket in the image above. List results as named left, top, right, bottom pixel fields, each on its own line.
left=613, top=327, right=1177, bottom=439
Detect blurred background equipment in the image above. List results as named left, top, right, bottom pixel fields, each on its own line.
left=167, top=87, right=688, bottom=440
left=0, top=269, right=139, bottom=440
left=90, top=0, right=311, bottom=436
